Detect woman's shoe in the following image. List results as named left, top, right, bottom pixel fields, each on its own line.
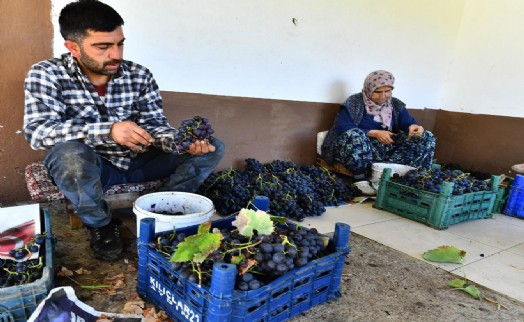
left=354, top=180, right=376, bottom=196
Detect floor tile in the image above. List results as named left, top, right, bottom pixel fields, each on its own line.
left=352, top=217, right=502, bottom=271
left=297, top=201, right=398, bottom=234
left=493, top=213, right=524, bottom=228
left=453, top=251, right=524, bottom=303
left=446, top=217, right=524, bottom=249
left=507, top=243, right=524, bottom=257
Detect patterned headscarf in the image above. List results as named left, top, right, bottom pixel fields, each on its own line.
left=362, top=70, right=395, bottom=130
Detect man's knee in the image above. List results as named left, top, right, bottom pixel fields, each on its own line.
left=45, top=141, right=98, bottom=169
left=49, top=141, right=95, bottom=156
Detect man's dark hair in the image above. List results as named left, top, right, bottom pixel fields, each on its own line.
left=59, top=0, right=124, bottom=42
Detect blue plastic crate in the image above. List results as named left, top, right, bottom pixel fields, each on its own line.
left=504, top=185, right=524, bottom=218
left=0, top=208, right=55, bottom=322
left=137, top=216, right=350, bottom=322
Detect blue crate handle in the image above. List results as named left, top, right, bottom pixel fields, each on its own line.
left=0, top=304, right=14, bottom=322
left=252, top=195, right=270, bottom=212
left=333, top=222, right=350, bottom=251
left=208, top=263, right=237, bottom=322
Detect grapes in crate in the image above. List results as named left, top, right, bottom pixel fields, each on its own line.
left=391, top=168, right=490, bottom=195
left=173, top=115, right=215, bottom=152
left=0, top=233, right=47, bottom=288
left=150, top=209, right=332, bottom=291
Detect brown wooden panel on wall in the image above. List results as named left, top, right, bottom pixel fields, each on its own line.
left=432, top=110, right=524, bottom=175
left=409, top=108, right=438, bottom=133
left=161, top=92, right=340, bottom=170
left=0, top=0, right=52, bottom=205
left=160, top=93, right=447, bottom=172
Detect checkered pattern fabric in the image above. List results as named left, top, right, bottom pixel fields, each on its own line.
left=25, top=161, right=164, bottom=203
left=24, top=53, right=177, bottom=171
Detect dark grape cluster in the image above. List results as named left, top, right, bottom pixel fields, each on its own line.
left=173, top=115, right=215, bottom=152
left=151, top=224, right=331, bottom=291
left=198, top=159, right=358, bottom=221
left=393, top=134, right=432, bottom=168
left=0, top=233, right=46, bottom=288
left=440, top=162, right=492, bottom=181
left=391, top=168, right=491, bottom=195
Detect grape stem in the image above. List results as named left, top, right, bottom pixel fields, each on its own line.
left=64, top=274, right=112, bottom=290
left=223, top=239, right=262, bottom=255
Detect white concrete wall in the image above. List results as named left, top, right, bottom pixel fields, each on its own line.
left=441, top=0, right=524, bottom=117
left=52, top=0, right=524, bottom=117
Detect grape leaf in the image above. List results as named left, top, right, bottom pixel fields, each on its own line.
left=422, top=245, right=466, bottom=264
left=232, top=208, right=275, bottom=237
left=231, top=254, right=245, bottom=265
left=448, top=278, right=466, bottom=288
left=238, top=258, right=256, bottom=275
left=448, top=278, right=482, bottom=300
left=270, top=216, right=288, bottom=225
left=170, top=222, right=222, bottom=264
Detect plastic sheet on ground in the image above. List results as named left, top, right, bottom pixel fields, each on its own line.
left=28, top=286, right=144, bottom=322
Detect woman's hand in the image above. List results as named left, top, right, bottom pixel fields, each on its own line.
left=408, top=124, right=424, bottom=137
left=367, top=130, right=395, bottom=145
left=188, top=139, right=216, bottom=155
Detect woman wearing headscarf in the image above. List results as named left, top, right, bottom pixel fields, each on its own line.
left=321, top=70, right=436, bottom=195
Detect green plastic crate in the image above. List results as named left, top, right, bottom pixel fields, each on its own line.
left=492, top=177, right=514, bottom=214
left=374, top=168, right=500, bottom=230
left=493, top=186, right=507, bottom=214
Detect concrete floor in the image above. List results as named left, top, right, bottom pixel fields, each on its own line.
left=300, top=201, right=524, bottom=304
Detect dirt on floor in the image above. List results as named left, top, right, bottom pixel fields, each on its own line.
left=46, top=202, right=524, bottom=322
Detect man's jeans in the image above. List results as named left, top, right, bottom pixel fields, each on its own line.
left=44, top=138, right=225, bottom=228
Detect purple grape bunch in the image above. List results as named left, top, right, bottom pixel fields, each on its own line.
left=152, top=224, right=330, bottom=291
left=173, top=116, right=215, bottom=152
left=1, top=233, right=46, bottom=288
left=198, top=159, right=358, bottom=221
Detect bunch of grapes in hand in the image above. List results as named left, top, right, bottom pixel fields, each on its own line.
left=173, top=116, right=215, bottom=153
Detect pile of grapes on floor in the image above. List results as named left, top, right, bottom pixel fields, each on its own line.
left=198, top=158, right=358, bottom=221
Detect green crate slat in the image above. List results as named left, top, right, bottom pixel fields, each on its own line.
left=374, top=168, right=500, bottom=230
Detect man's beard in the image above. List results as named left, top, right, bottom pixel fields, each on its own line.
left=79, top=47, right=121, bottom=76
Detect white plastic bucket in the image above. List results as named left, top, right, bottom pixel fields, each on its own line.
left=133, top=192, right=214, bottom=237
left=370, top=163, right=416, bottom=189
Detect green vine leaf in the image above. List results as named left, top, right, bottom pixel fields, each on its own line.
left=423, top=245, right=466, bottom=264
left=170, top=222, right=222, bottom=264
left=448, top=278, right=466, bottom=288
left=230, top=254, right=245, bottom=265
left=448, top=278, right=482, bottom=300
left=232, top=208, right=275, bottom=237
left=270, top=216, right=288, bottom=225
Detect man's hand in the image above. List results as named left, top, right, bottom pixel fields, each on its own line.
left=110, top=121, right=153, bottom=151
left=368, top=130, right=395, bottom=145
left=408, top=124, right=424, bottom=137
left=188, top=139, right=216, bottom=155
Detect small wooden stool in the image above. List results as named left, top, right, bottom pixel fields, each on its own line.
left=315, top=154, right=352, bottom=177
left=24, top=161, right=165, bottom=229
left=315, top=130, right=352, bottom=177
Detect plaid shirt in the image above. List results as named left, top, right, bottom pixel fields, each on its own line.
left=24, top=53, right=176, bottom=171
